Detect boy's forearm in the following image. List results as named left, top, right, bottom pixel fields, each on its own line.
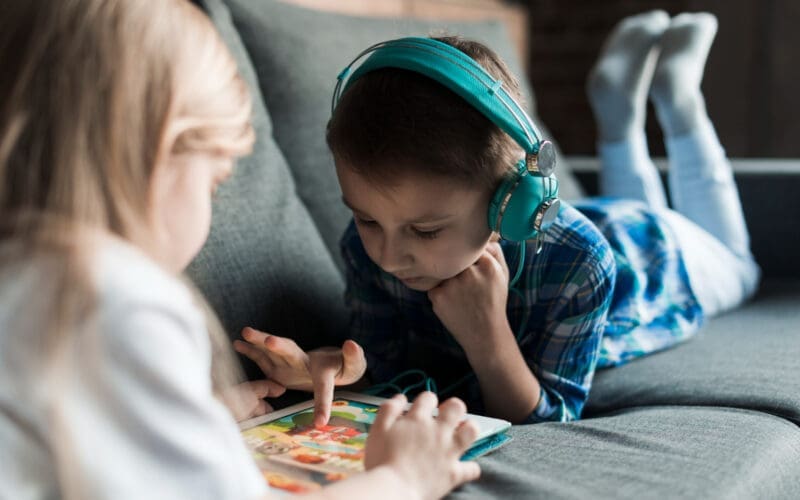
left=464, top=324, right=541, bottom=423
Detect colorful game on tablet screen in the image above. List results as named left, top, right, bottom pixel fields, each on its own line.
left=241, top=399, right=377, bottom=494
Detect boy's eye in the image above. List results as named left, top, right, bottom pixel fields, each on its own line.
left=412, top=227, right=441, bottom=240
left=354, top=216, right=378, bottom=228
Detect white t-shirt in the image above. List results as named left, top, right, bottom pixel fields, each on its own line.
left=0, top=239, right=268, bottom=500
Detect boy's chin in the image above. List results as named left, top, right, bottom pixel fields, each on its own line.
left=399, top=276, right=441, bottom=291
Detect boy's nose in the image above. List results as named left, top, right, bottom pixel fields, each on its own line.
left=377, top=236, right=412, bottom=273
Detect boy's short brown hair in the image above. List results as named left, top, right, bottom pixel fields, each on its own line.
left=326, top=36, right=525, bottom=192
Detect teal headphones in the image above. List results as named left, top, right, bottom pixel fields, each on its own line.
left=332, top=36, right=560, bottom=245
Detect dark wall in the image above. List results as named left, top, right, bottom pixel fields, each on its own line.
left=525, top=0, right=800, bottom=158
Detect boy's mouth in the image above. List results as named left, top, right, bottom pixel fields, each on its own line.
left=397, top=275, right=423, bottom=284
left=397, top=275, right=445, bottom=292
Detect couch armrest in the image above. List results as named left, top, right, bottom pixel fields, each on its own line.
left=566, top=156, right=800, bottom=279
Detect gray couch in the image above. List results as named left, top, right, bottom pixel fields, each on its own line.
left=188, top=0, right=800, bottom=497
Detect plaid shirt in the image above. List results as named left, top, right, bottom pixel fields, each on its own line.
left=339, top=199, right=702, bottom=423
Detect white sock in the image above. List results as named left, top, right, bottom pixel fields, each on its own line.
left=650, top=13, right=718, bottom=137
left=587, top=10, right=670, bottom=142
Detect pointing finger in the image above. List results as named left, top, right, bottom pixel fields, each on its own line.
left=311, top=367, right=336, bottom=428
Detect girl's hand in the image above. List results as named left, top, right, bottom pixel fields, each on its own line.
left=220, top=379, right=286, bottom=422
left=233, top=327, right=367, bottom=426
left=427, top=242, right=512, bottom=355
left=365, top=392, right=481, bottom=500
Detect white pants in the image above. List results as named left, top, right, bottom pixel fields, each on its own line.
left=597, top=120, right=760, bottom=317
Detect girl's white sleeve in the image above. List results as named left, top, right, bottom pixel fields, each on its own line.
left=51, top=296, right=269, bottom=500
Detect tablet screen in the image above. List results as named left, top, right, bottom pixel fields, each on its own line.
left=239, top=392, right=511, bottom=494
left=241, top=399, right=375, bottom=494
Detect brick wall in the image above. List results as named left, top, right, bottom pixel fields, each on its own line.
left=524, top=0, right=800, bottom=158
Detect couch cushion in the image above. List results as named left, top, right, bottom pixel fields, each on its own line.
left=224, top=0, right=585, bottom=269
left=586, top=279, right=800, bottom=425
left=454, top=406, right=800, bottom=499
left=186, top=0, right=347, bottom=365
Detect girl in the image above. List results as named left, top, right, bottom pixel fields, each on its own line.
left=0, top=1, right=479, bottom=499
left=238, top=12, right=759, bottom=425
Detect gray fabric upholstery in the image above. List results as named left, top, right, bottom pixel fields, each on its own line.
left=452, top=406, right=800, bottom=499
left=587, top=280, right=800, bottom=425
left=224, top=0, right=584, bottom=269
left=186, top=0, right=347, bottom=359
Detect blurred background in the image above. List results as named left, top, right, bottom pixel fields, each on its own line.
left=520, top=0, right=800, bottom=158
left=288, top=0, right=799, bottom=159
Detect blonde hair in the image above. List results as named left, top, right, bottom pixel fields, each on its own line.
left=0, top=0, right=253, bottom=391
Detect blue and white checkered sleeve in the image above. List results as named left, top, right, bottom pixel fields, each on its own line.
left=523, top=242, right=616, bottom=423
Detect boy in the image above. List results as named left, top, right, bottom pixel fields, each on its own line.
left=237, top=12, right=758, bottom=425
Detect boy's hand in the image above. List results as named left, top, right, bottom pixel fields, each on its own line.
left=307, top=341, right=367, bottom=427
left=427, top=242, right=513, bottom=355
left=365, top=392, right=481, bottom=499
left=233, top=327, right=367, bottom=427
left=220, top=379, right=286, bottom=422
left=234, top=328, right=313, bottom=389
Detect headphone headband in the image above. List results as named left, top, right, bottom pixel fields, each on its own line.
left=333, top=37, right=545, bottom=156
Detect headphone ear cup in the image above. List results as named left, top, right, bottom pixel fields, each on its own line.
left=488, top=170, right=522, bottom=234
left=488, top=171, right=559, bottom=242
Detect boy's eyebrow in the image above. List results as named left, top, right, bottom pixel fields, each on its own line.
left=341, top=196, right=354, bottom=209
left=341, top=196, right=455, bottom=224
left=341, top=196, right=362, bottom=214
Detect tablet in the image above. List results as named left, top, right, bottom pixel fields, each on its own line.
left=239, top=391, right=511, bottom=494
